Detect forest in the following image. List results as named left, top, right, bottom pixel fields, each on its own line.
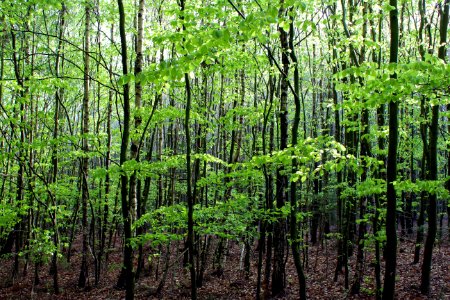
left=0, top=0, right=449, bottom=299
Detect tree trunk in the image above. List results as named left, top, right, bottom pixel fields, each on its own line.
left=414, top=0, right=433, bottom=265
left=351, top=1, right=369, bottom=294
left=288, top=10, right=307, bottom=300
left=271, top=2, right=289, bottom=296
left=420, top=0, right=448, bottom=294
left=382, top=0, right=399, bottom=298
left=115, top=0, right=135, bottom=298
left=78, top=3, right=90, bottom=289
left=178, top=1, right=196, bottom=298
left=50, top=4, right=66, bottom=293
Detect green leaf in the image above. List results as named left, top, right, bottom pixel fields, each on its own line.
left=118, top=74, right=134, bottom=86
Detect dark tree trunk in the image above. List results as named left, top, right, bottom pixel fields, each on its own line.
left=420, top=0, right=448, bottom=294
left=271, top=2, right=289, bottom=296
left=371, top=6, right=384, bottom=299
left=78, top=3, right=90, bottom=289
left=383, top=0, right=399, bottom=298
left=414, top=0, right=433, bottom=265
left=115, top=0, right=135, bottom=298
left=178, top=1, right=196, bottom=298
left=351, top=1, right=369, bottom=294
left=288, top=10, right=307, bottom=300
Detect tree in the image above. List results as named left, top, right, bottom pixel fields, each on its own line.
left=288, top=7, right=307, bottom=300
left=420, top=0, right=449, bottom=294
left=0, top=1, right=449, bottom=299
left=383, top=0, right=399, bottom=298
left=50, top=4, right=66, bottom=293
left=179, top=0, right=197, bottom=298
left=115, top=0, right=135, bottom=298
left=271, top=1, right=289, bottom=296
left=78, top=1, right=90, bottom=289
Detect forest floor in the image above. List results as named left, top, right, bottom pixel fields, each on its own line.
left=0, top=229, right=449, bottom=300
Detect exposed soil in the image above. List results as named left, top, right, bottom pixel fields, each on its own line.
left=1, top=231, right=449, bottom=299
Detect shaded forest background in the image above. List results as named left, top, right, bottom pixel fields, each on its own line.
left=0, top=0, right=449, bottom=299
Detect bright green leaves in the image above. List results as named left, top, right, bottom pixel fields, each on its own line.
left=117, top=73, right=134, bottom=86
left=132, top=204, right=187, bottom=248
left=212, top=27, right=232, bottom=46
left=145, top=3, right=243, bottom=86
left=299, top=19, right=316, bottom=32
left=382, top=3, right=396, bottom=13
left=194, top=194, right=259, bottom=239
left=192, top=153, right=227, bottom=166
left=105, top=152, right=227, bottom=185
left=279, top=19, right=291, bottom=32
left=132, top=194, right=259, bottom=247
left=237, top=5, right=280, bottom=43
left=335, top=56, right=450, bottom=110
left=356, top=178, right=385, bottom=198
left=246, top=136, right=347, bottom=185
left=0, top=204, right=19, bottom=239
left=20, top=228, right=59, bottom=263
left=30, top=0, right=63, bottom=10
left=394, top=179, right=450, bottom=199
left=267, top=5, right=279, bottom=23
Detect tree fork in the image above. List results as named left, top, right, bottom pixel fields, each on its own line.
left=288, top=9, right=307, bottom=300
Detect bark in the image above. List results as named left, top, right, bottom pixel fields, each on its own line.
left=420, top=0, right=449, bottom=294
left=10, top=24, right=27, bottom=282
left=414, top=0, right=433, bottom=265
left=115, top=0, right=135, bottom=298
left=49, top=4, right=66, bottom=293
left=351, top=1, right=369, bottom=294
left=98, top=23, right=114, bottom=283
left=184, top=51, right=197, bottom=300
left=179, top=1, right=196, bottom=298
left=78, top=3, right=90, bottom=289
left=371, top=6, right=383, bottom=299
left=261, top=73, right=275, bottom=300
left=288, top=10, right=307, bottom=300
left=128, top=0, right=145, bottom=227
left=382, top=0, right=399, bottom=298
left=128, top=0, right=145, bottom=280
left=271, top=2, right=289, bottom=296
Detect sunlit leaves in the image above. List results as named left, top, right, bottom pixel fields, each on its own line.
left=394, top=179, right=450, bottom=199
left=0, top=205, right=19, bottom=238
left=20, top=228, right=59, bottom=263
left=335, top=56, right=450, bottom=111
left=132, top=204, right=187, bottom=247
left=117, top=73, right=134, bottom=86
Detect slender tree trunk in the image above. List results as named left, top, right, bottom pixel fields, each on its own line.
left=115, top=0, right=134, bottom=298
left=10, top=24, right=28, bottom=282
left=99, top=23, right=114, bottom=281
left=371, top=7, right=383, bottom=299
left=184, top=47, right=197, bottom=300
left=414, top=0, right=433, bottom=265
left=351, top=1, right=369, bottom=294
left=383, top=0, right=399, bottom=298
left=326, top=3, right=345, bottom=285
left=132, top=0, right=144, bottom=272
left=78, top=3, right=90, bottom=289
left=128, top=0, right=144, bottom=281
left=420, top=0, right=448, bottom=294
left=178, top=1, right=196, bottom=298
left=261, top=73, right=275, bottom=300
left=50, top=4, right=65, bottom=293
left=272, top=2, right=289, bottom=296
left=288, top=10, right=306, bottom=300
